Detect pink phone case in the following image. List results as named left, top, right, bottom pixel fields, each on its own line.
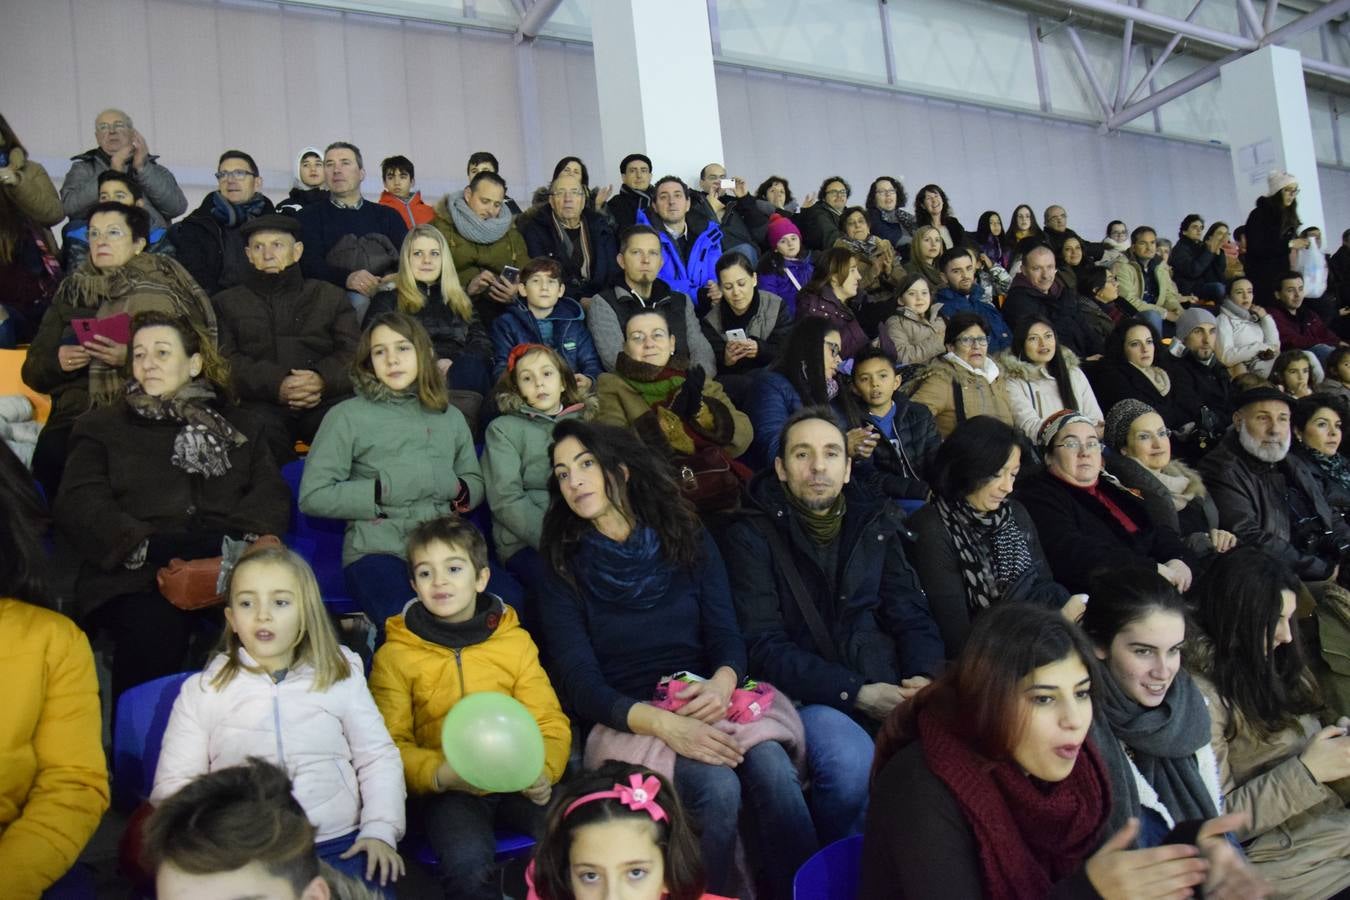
left=72, top=313, right=132, bottom=346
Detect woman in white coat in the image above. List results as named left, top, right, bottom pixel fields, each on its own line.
left=1215, top=277, right=1280, bottom=378
left=998, top=314, right=1104, bottom=441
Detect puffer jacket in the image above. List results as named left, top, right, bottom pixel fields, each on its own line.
left=0, top=600, right=108, bottom=900
left=489, top=297, right=601, bottom=380
left=795, top=284, right=870, bottom=362
left=1188, top=638, right=1350, bottom=898
left=934, top=282, right=1013, bottom=353
left=1113, top=255, right=1184, bottom=319
left=482, top=394, right=596, bottom=561
left=369, top=601, right=571, bottom=796
left=635, top=208, right=723, bottom=303
left=883, top=302, right=946, bottom=366
left=1169, top=235, right=1226, bottom=295
left=834, top=391, right=939, bottom=502
left=998, top=350, right=1105, bottom=441
left=55, top=399, right=290, bottom=617
left=1216, top=301, right=1280, bottom=378
left=757, top=255, right=814, bottom=317
left=151, top=647, right=406, bottom=846
left=1198, top=429, right=1350, bottom=580
left=700, top=288, right=792, bottom=378
left=909, top=354, right=1015, bottom=438
left=378, top=190, right=435, bottom=229
left=298, top=373, right=485, bottom=567
left=366, top=284, right=492, bottom=367
left=213, top=262, right=360, bottom=405
left=59, top=147, right=186, bottom=226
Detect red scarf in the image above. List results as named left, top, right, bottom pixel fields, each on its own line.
left=1083, top=481, right=1141, bottom=535
left=918, top=709, right=1110, bottom=900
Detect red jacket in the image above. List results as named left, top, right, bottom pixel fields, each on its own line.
left=379, top=190, right=435, bottom=228
left=1267, top=302, right=1339, bottom=351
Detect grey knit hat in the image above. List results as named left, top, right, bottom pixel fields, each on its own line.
left=1105, top=398, right=1158, bottom=451
left=1174, top=307, right=1217, bottom=344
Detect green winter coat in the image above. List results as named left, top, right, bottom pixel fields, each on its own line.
left=298, top=373, right=484, bottom=566
left=481, top=393, right=596, bottom=561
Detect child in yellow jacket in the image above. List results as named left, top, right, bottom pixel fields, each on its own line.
left=369, top=516, right=570, bottom=900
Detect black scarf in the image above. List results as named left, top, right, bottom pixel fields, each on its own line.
left=405, top=593, right=504, bottom=648
left=552, top=212, right=592, bottom=282
left=935, top=497, right=1035, bottom=613
left=124, top=379, right=246, bottom=478
left=209, top=191, right=270, bottom=228
left=1095, top=666, right=1216, bottom=827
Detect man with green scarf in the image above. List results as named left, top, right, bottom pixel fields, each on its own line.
left=714, top=405, right=943, bottom=838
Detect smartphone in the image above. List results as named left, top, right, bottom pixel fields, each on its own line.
left=725, top=328, right=748, bottom=341
left=719, top=178, right=736, bottom=192
left=500, top=265, right=520, bottom=285
left=0, top=148, right=9, bottom=169
left=72, top=312, right=132, bottom=346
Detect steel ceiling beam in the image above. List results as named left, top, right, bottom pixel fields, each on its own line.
left=514, top=0, right=562, bottom=42
left=1066, top=25, right=1118, bottom=116
left=1236, top=0, right=1264, bottom=36
left=1121, top=0, right=1205, bottom=107
left=1114, top=0, right=1136, bottom=109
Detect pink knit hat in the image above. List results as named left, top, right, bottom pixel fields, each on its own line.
left=766, top=213, right=802, bottom=249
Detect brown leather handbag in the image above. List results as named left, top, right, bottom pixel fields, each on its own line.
left=672, top=447, right=743, bottom=513
left=157, top=535, right=283, bottom=610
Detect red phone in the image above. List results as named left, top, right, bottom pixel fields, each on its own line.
left=72, top=312, right=132, bottom=346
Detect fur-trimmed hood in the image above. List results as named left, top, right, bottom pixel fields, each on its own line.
left=996, top=347, right=1083, bottom=382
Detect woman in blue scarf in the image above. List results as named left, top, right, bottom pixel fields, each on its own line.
left=539, top=420, right=818, bottom=898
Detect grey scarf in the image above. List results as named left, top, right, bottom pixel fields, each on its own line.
left=450, top=195, right=512, bottom=245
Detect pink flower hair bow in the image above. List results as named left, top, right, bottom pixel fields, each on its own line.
left=564, top=773, right=669, bottom=823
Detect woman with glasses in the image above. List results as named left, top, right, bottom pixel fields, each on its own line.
left=797, top=175, right=851, bottom=252
left=865, top=176, right=915, bottom=260
left=1103, top=399, right=1236, bottom=566
left=911, top=311, right=1014, bottom=438
left=23, top=201, right=215, bottom=499
left=1016, top=410, right=1193, bottom=594
left=596, top=308, right=752, bottom=466
left=1088, top=318, right=1200, bottom=444
left=744, top=318, right=848, bottom=467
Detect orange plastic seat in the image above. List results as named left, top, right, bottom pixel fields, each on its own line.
left=0, top=347, right=51, bottom=424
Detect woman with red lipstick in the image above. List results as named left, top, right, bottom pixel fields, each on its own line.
left=862, top=604, right=1213, bottom=900
left=908, top=416, right=1079, bottom=658
left=56, top=311, right=288, bottom=702
left=1188, top=549, right=1350, bottom=896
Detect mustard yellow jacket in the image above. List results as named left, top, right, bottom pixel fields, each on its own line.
left=0, top=599, right=109, bottom=899
left=369, top=603, right=571, bottom=796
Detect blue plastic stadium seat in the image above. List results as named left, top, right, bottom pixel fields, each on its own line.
left=793, top=834, right=863, bottom=900
left=281, top=459, right=360, bottom=615
left=111, top=672, right=194, bottom=812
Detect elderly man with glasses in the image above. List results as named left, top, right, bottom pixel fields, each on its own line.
left=170, top=150, right=275, bottom=295
left=60, top=108, right=187, bottom=227
left=518, top=172, right=617, bottom=303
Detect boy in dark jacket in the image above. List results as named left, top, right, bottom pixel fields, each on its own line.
left=843, top=348, right=939, bottom=502
left=490, top=257, right=601, bottom=387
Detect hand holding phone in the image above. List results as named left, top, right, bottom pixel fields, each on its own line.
left=500, top=265, right=521, bottom=285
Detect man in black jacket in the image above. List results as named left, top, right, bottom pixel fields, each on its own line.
left=518, top=172, right=617, bottom=302
left=1168, top=307, right=1234, bottom=448
left=605, top=153, right=655, bottom=229
left=172, top=150, right=275, bottom=296
left=1199, top=386, right=1350, bottom=580
left=1002, top=245, right=1106, bottom=358
left=715, top=407, right=943, bottom=840
left=213, top=215, right=360, bottom=462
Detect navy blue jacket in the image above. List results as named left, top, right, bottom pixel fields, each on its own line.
left=490, top=297, right=602, bottom=381
left=540, top=529, right=747, bottom=731
left=934, top=281, right=1013, bottom=353
left=295, top=199, right=408, bottom=287
left=715, top=475, right=944, bottom=714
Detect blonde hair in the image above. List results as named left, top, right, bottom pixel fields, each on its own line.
left=211, top=546, right=351, bottom=691
left=396, top=225, right=473, bottom=321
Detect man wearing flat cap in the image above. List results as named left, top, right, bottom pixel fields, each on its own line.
left=212, top=214, right=359, bottom=462
left=1198, top=386, right=1350, bottom=580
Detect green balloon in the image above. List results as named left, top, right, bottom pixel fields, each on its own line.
left=440, top=692, right=546, bottom=794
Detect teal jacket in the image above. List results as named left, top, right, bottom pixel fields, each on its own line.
left=299, top=374, right=484, bottom=566
left=481, top=393, right=595, bottom=561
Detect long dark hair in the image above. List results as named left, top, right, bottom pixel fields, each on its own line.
left=1104, top=316, right=1160, bottom=366
left=975, top=210, right=1008, bottom=259
left=1261, top=190, right=1301, bottom=238
left=774, top=316, right=836, bottom=406
left=929, top=416, right=1021, bottom=502
left=1080, top=566, right=1188, bottom=650
left=0, top=440, right=51, bottom=607
left=551, top=156, right=590, bottom=190
left=1009, top=203, right=1043, bottom=238
left=1191, top=548, right=1321, bottom=737
left=914, top=183, right=955, bottom=228
left=872, top=605, right=1098, bottom=784
left=542, top=420, right=703, bottom=583
left=754, top=175, right=794, bottom=207
left=532, top=762, right=706, bottom=900
left=1012, top=315, right=1080, bottom=412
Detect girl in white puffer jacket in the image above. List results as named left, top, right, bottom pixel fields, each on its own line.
left=1215, top=276, right=1280, bottom=378
left=152, top=547, right=407, bottom=892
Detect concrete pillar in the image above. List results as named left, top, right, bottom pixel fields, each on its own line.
left=1220, top=45, right=1325, bottom=232
left=590, top=0, right=725, bottom=187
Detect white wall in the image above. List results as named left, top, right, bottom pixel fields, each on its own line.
left=4, top=0, right=1347, bottom=242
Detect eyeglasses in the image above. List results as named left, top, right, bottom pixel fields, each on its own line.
left=824, top=341, right=842, bottom=359
left=1133, top=427, right=1170, bottom=442
left=87, top=227, right=129, bottom=241
left=1056, top=438, right=1102, bottom=453
left=953, top=335, right=989, bottom=348
left=874, top=189, right=897, bottom=197
left=627, top=329, right=670, bottom=343
left=95, top=121, right=130, bottom=133
left=551, top=189, right=586, bottom=199
left=215, top=170, right=256, bottom=181
left=823, top=189, right=848, bottom=199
